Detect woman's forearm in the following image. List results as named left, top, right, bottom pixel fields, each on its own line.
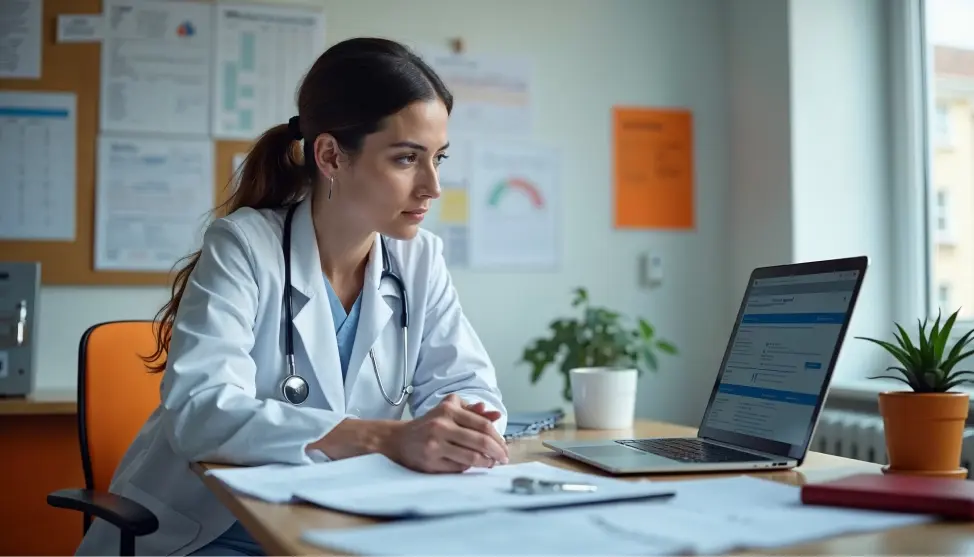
left=309, top=417, right=403, bottom=460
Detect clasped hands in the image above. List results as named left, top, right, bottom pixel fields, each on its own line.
left=390, top=393, right=510, bottom=473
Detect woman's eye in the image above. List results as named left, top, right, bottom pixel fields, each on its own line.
left=397, top=153, right=418, bottom=164
left=435, top=153, right=450, bottom=166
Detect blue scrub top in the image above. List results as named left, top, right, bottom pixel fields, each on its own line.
left=323, top=275, right=362, bottom=380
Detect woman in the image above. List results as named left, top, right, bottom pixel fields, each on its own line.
left=75, top=37, right=508, bottom=557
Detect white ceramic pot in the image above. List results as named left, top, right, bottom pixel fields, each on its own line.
left=569, top=367, right=638, bottom=429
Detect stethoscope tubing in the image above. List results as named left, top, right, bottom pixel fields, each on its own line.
left=280, top=202, right=411, bottom=406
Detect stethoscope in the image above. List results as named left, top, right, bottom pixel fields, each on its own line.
left=280, top=203, right=413, bottom=407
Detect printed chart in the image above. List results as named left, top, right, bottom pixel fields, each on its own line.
left=212, top=3, right=325, bottom=139
left=468, top=143, right=559, bottom=269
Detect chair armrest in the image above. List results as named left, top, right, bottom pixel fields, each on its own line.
left=47, top=488, right=159, bottom=537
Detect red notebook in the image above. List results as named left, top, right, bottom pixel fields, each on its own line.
left=801, top=473, right=974, bottom=520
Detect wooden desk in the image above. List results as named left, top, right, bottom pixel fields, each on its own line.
left=198, top=420, right=974, bottom=556
left=0, top=389, right=84, bottom=555
left=0, top=388, right=77, bottom=415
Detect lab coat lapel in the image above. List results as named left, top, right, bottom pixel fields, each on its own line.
left=344, top=237, right=395, bottom=405
left=287, top=198, right=346, bottom=413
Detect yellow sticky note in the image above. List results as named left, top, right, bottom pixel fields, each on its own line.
left=439, top=188, right=468, bottom=224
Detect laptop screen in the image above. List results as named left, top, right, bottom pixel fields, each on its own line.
left=697, top=267, right=863, bottom=460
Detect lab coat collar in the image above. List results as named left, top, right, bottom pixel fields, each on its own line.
left=345, top=234, right=398, bottom=405
left=286, top=196, right=400, bottom=410
left=287, top=197, right=322, bottom=299
left=287, top=197, right=344, bottom=412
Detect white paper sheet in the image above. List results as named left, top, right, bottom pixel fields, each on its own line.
left=468, top=141, right=560, bottom=269
left=303, top=510, right=687, bottom=556
left=94, top=134, right=214, bottom=271
left=100, top=0, right=212, bottom=135
left=548, top=475, right=936, bottom=555
left=0, top=0, right=42, bottom=79
left=293, top=460, right=669, bottom=518
left=57, top=14, right=103, bottom=43
left=303, top=475, right=936, bottom=556
left=422, top=50, right=533, bottom=137
left=0, top=91, right=77, bottom=240
left=204, top=453, right=425, bottom=504
left=212, top=2, right=325, bottom=139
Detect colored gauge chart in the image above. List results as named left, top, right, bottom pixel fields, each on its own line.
left=486, top=177, right=546, bottom=215
left=469, top=143, right=559, bottom=269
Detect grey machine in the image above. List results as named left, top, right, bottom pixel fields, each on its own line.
left=544, top=256, right=868, bottom=475
left=0, top=262, right=40, bottom=397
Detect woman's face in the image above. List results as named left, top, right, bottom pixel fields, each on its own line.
left=314, top=99, right=449, bottom=240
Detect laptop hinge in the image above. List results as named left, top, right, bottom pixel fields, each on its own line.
left=701, top=436, right=793, bottom=461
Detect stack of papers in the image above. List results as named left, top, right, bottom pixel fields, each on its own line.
left=303, top=510, right=688, bottom=556
left=301, top=475, right=936, bottom=556
left=206, top=454, right=671, bottom=517
left=293, top=460, right=671, bottom=517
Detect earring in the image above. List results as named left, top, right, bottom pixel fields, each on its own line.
left=328, top=176, right=334, bottom=200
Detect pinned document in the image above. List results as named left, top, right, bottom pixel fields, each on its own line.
left=422, top=51, right=534, bottom=137
left=100, top=0, right=213, bottom=136
left=212, top=3, right=325, bottom=139
left=468, top=142, right=560, bottom=269
left=0, top=0, right=42, bottom=79
left=612, top=106, right=694, bottom=230
left=0, top=91, right=77, bottom=241
left=94, top=134, right=214, bottom=272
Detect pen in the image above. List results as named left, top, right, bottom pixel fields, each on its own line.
left=510, top=476, right=599, bottom=494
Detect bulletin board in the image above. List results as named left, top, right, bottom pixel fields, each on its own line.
left=0, top=0, right=252, bottom=286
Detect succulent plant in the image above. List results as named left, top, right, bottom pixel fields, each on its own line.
left=857, top=309, right=974, bottom=392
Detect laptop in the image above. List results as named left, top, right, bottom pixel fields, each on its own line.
left=543, top=256, right=869, bottom=475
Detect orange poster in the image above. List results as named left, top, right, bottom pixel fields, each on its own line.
left=612, top=106, right=694, bottom=229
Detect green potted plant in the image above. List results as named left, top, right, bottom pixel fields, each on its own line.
left=519, top=287, right=677, bottom=429
left=857, top=308, right=974, bottom=478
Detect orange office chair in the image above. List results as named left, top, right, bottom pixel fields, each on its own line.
left=47, top=320, right=165, bottom=555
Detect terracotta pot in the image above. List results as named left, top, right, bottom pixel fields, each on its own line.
left=878, top=391, right=969, bottom=477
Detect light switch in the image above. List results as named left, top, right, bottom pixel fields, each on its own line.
left=639, top=253, right=664, bottom=288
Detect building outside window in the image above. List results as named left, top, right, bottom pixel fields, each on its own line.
left=923, top=0, right=974, bottom=331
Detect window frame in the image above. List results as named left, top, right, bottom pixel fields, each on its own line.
left=892, top=0, right=974, bottom=343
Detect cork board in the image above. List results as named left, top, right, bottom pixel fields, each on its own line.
left=0, top=0, right=252, bottom=286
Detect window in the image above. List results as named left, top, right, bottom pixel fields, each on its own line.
left=934, top=188, right=954, bottom=244
left=922, top=0, right=974, bottom=331
left=935, top=189, right=949, bottom=232
left=934, top=103, right=951, bottom=146
left=938, top=283, right=952, bottom=311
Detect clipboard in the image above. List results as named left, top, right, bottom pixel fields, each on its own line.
left=503, top=409, right=565, bottom=440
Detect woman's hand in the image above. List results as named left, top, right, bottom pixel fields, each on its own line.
left=385, top=394, right=509, bottom=473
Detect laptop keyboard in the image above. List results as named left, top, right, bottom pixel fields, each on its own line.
left=616, top=438, right=772, bottom=463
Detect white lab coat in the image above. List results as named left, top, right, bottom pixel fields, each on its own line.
left=75, top=197, right=507, bottom=556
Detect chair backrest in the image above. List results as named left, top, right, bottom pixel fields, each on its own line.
left=78, top=320, right=164, bottom=493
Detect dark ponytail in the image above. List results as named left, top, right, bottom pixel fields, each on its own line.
left=144, top=37, right=453, bottom=373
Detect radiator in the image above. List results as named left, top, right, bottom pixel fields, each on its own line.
left=812, top=409, right=974, bottom=477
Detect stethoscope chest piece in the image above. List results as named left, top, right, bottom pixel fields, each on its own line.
left=281, top=374, right=310, bottom=405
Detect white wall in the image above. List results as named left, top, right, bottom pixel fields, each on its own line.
left=725, top=0, right=895, bottom=384
left=789, top=0, right=894, bottom=383
left=725, top=0, right=794, bottom=318
left=33, top=0, right=731, bottom=427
